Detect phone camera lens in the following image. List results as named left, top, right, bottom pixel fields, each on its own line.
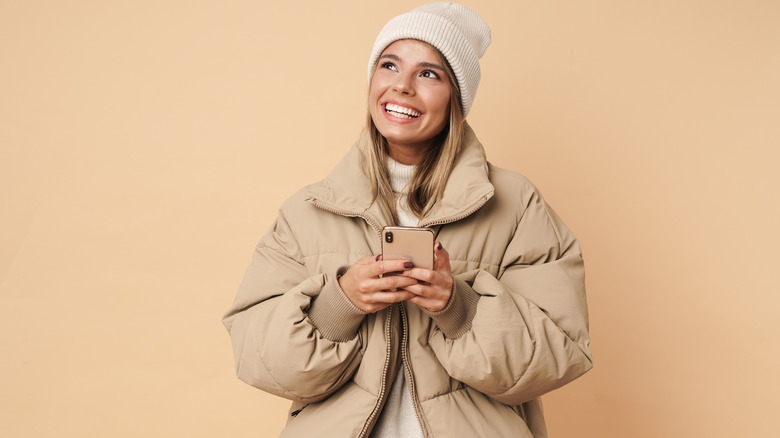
left=385, top=232, right=393, bottom=243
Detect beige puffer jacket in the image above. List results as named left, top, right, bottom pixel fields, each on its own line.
left=223, top=124, right=593, bottom=437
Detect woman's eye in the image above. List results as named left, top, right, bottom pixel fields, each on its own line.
left=421, top=70, right=440, bottom=79
left=381, top=62, right=397, bottom=71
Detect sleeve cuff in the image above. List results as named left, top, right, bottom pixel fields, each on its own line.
left=422, top=277, right=480, bottom=339
left=308, top=274, right=367, bottom=342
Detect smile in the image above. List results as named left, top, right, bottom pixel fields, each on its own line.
left=384, top=103, right=421, bottom=119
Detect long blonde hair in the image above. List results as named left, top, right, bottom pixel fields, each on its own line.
left=360, top=45, right=465, bottom=224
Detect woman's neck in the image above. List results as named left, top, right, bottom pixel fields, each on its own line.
left=386, top=142, right=430, bottom=165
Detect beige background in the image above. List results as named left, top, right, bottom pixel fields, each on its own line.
left=1, top=0, right=778, bottom=436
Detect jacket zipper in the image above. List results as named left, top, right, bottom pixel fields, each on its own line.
left=399, top=303, right=429, bottom=437
left=357, top=306, right=394, bottom=438
left=311, top=194, right=489, bottom=437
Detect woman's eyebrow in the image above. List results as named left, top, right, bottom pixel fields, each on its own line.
left=380, top=54, right=444, bottom=71
left=419, top=62, right=444, bottom=71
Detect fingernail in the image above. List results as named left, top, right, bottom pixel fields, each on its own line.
left=437, top=242, right=443, bottom=250
left=403, top=261, right=414, bottom=269
left=376, top=254, right=382, bottom=261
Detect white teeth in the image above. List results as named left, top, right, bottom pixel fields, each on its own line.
left=385, top=103, right=421, bottom=118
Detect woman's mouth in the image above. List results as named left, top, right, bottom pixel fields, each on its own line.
left=384, top=103, right=421, bottom=119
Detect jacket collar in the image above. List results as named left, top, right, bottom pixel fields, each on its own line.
left=304, top=123, right=495, bottom=229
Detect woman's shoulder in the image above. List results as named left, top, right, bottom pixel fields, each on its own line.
left=486, top=162, right=543, bottom=209
left=275, top=179, right=330, bottom=215
left=480, top=162, right=578, bottom=250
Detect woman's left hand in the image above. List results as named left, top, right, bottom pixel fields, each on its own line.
left=399, top=241, right=453, bottom=312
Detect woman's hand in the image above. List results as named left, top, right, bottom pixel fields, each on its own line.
left=400, top=242, right=453, bottom=312
left=338, top=255, right=420, bottom=313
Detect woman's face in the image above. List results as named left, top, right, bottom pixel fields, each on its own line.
left=369, top=39, right=452, bottom=163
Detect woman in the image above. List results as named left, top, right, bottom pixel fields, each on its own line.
left=223, top=3, right=592, bottom=437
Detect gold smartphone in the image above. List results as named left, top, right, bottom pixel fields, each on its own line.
left=381, top=226, right=435, bottom=271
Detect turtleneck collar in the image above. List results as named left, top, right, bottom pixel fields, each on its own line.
left=386, top=157, right=416, bottom=194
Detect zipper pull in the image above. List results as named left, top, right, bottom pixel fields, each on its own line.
left=290, top=404, right=308, bottom=417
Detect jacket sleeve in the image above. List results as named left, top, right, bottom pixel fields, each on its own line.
left=222, top=209, right=367, bottom=404
left=427, top=189, right=593, bottom=406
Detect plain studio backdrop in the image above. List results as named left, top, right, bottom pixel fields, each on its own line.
left=1, top=1, right=778, bottom=436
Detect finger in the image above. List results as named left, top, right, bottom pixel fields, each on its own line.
left=367, top=289, right=416, bottom=304
left=406, top=294, right=448, bottom=312
left=347, top=268, right=418, bottom=298
left=434, top=241, right=452, bottom=274
left=399, top=282, right=429, bottom=297
left=369, top=259, right=416, bottom=277
left=401, top=282, right=446, bottom=299
left=399, top=267, right=437, bottom=284
left=376, top=274, right=419, bottom=291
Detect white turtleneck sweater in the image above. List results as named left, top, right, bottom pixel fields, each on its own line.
left=371, top=157, right=424, bottom=438
left=386, top=157, right=418, bottom=228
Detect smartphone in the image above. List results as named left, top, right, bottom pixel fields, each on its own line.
left=381, top=226, right=435, bottom=272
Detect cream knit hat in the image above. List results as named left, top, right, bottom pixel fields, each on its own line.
left=367, top=2, right=491, bottom=117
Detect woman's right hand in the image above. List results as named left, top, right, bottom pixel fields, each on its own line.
left=338, top=255, right=419, bottom=313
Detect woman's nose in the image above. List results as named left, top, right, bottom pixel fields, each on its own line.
left=392, top=73, right=414, bottom=95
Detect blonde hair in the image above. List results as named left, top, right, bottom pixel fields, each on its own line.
left=360, top=46, right=465, bottom=224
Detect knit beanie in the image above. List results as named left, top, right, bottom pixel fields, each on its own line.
left=367, top=2, right=491, bottom=117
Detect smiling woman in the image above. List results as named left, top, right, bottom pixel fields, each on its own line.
left=365, top=37, right=464, bottom=222
left=223, top=3, right=593, bottom=437
left=369, top=39, right=452, bottom=160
